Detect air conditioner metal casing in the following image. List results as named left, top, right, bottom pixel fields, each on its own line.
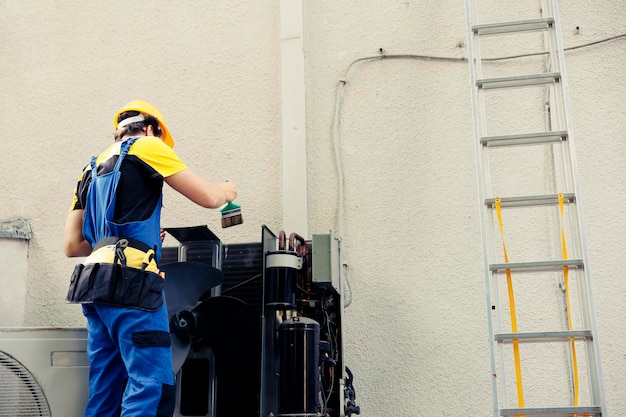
left=0, top=327, right=89, bottom=417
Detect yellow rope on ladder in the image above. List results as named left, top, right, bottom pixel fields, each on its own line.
left=494, top=198, right=525, bottom=416
left=557, top=193, right=587, bottom=417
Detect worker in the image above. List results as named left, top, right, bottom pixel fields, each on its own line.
left=63, top=100, right=237, bottom=417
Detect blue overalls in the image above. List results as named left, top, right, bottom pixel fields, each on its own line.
left=81, top=137, right=175, bottom=417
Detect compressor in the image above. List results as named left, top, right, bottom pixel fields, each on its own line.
left=161, top=225, right=360, bottom=417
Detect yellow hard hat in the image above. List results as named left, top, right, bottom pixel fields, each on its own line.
left=114, top=100, right=174, bottom=148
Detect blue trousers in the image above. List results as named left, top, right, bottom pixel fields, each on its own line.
left=82, top=299, right=175, bottom=417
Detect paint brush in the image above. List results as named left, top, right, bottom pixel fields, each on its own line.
left=221, top=201, right=243, bottom=228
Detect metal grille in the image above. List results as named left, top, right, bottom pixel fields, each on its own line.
left=162, top=242, right=264, bottom=416
left=0, top=351, right=51, bottom=417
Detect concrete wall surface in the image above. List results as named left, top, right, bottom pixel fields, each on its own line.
left=0, top=0, right=624, bottom=415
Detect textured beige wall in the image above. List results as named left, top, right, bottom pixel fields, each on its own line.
left=0, top=238, right=28, bottom=325
left=303, top=0, right=626, bottom=415
left=0, top=0, right=283, bottom=325
left=0, top=0, right=624, bottom=415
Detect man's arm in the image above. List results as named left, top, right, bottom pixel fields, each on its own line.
left=63, top=209, right=92, bottom=257
left=165, top=169, right=237, bottom=209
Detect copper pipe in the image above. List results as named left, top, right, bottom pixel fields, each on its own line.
left=288, top=232, right=307, bottom=256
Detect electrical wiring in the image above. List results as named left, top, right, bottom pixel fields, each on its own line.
left=330, top=32, right=625, bottom=305
left=483, top=32, right=626, bottom=61
left=331, top=31, right=626, bottom=217
left=342, top=263, right=353, bottom=308
left=320, top=293, right=339, bottom=415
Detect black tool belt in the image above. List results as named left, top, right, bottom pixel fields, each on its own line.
left=66, top=237, right=164, bottom=311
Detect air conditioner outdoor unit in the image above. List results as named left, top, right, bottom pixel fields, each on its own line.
left=0, top=226, right=360, bottom=417
left=0, top=327, right=89, bottom=417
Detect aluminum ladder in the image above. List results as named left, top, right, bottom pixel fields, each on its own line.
left=464, top=1, right=607, bottom=416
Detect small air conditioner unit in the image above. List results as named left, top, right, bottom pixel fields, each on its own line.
left=0, top=327, right=89, bottom=417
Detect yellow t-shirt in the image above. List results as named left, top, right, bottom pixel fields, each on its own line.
left=69, top=136, right=188, bottom=214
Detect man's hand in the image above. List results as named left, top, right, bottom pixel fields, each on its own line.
left=220, top=181, right=238, bottom=203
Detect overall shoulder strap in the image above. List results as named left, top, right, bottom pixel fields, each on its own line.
left=89, top=136, right=141, bottom=178
left=113, top=136, right=140, bottom=171
left=90, top=156, right=98, bottom=179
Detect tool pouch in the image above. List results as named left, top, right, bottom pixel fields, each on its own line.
left=66, top=262, right=164, bottom=311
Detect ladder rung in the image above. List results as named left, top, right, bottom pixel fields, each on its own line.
left=473, top=18, right=555, bottom=35
left=489, top=259, right=584, bottom=273
left=485, top=193, right=575, bottom=208
left=477, top=73, right=560, bottom=89
left=500, top=406, right=602, bottom=416
left=495, top=330, right=593, bottom=343
left=481, top=131, right=568, bottom=147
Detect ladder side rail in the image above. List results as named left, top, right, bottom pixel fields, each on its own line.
left=538, top=51, right=571, bottom=202
left=537, top=37, right=582, bottom=393
left=474, top=33, right=495, bottom=203
left=542, top=0, right=556, bottom=22
left=543, top=33, right=589, bottom=409
left=492, top=270, right=509, bottom=408
left=473, top=6, right=519, bottom=412
left=467, top=3, right=532, bottom=412
left=540, top=11, right=575, bottom=197
left=550, top=1, right=608, bottom=411
left=541, top=17, right=583, bottom=409
left=464, top=2, right=500, bottom=415
left=542, top=7, right=576, bottom=196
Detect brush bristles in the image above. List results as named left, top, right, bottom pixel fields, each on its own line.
left=221, top=211, right=243, bottom=228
